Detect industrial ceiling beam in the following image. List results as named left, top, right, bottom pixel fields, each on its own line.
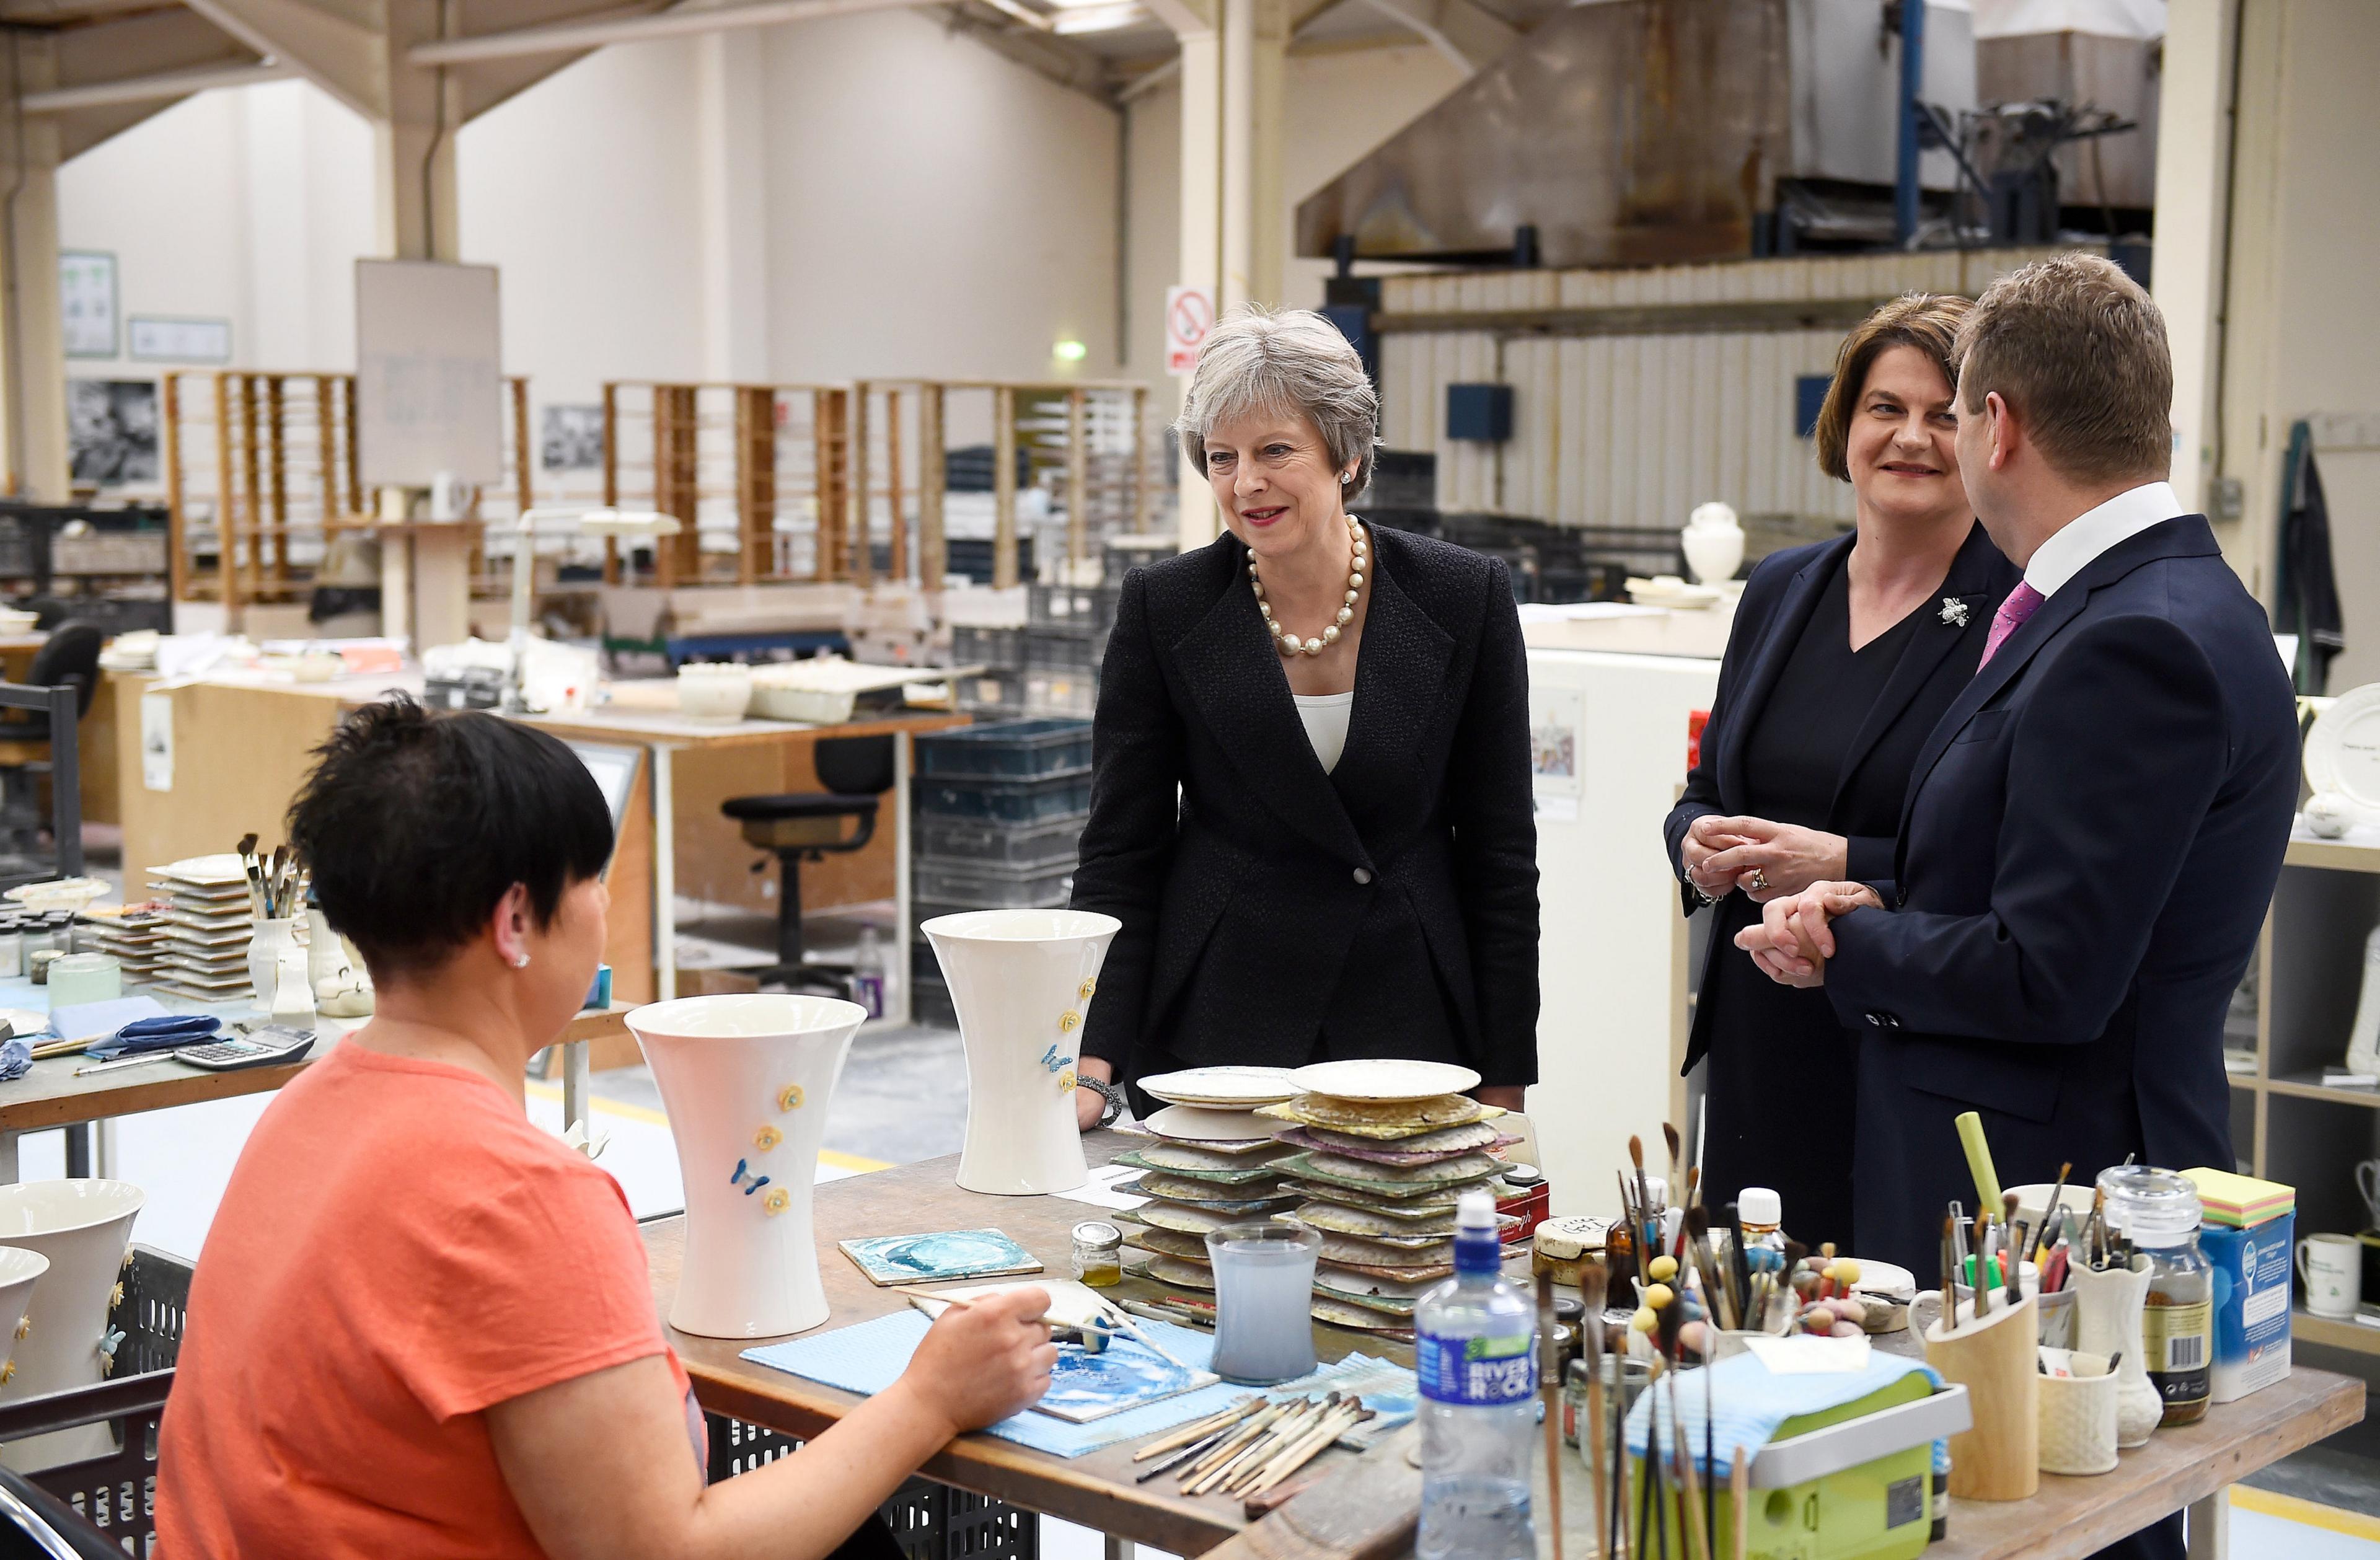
left=27, top=62, right=293, bottom=112
left=413, top=0, right=963, bottom=63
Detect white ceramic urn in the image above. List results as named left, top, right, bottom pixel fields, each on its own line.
left=924, top=909, right=1121, bottom=1196
left=2069, top=1259, right=2162, bottom=1448
left=1681, top=501, right=1745, bottom=586
left=628, top=994, right=865, bottom=1339
left=0, top=1180, right=142, bottom=1470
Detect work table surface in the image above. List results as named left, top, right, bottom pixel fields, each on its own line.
left=645, top=1140, right=2365, bottom=1560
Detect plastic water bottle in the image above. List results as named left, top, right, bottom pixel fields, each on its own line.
left=852, top=925, right=886, bottom=1020
left=1415, top=1189, right=1539, bottom=1560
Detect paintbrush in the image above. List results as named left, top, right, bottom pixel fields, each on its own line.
left=1662, top=1122, right=1683, bottom=1215
left=1138, top=1407, right=1266, bottom=1483
left=2034, top=1163, right=2073, bottom=1260
left=2004, top=1222, right=2027, bottom=1309
left=1178, top=1401, right=1289, bottom=1483
left=1134, top=1399, right=1263, bottom=1461
left=1631, top=1135, right=1657, bottom=1259
left=1189, top=1396, right=1320, bottom=1491
left=1672, top=1366, right=1710, bottom=1560
left=1196, top=1396, right=1334, bottom=1495
left=1939, top=1215, right=1957, bottom=1332
left=1730, top=1447, right=1750, bottom=1560
left=1972, top=1212, right=1991, bottom=1317
left=1684, top=1207, right=1731, bottom=1333
left=1237, top=1399, right=1367, bottom=1494
left=1703, top=1353, right=1717, bottom=1560
left=237, top=832, right=265, bottom=917
left=1580, top=1259, right=1613, bottom=1560
left=1724, top=1201, right=1751, bottom=1331
left=1090, top=1295, right=1195, bottom=1371
left=1536, top=1274, right=1567, bottom=1560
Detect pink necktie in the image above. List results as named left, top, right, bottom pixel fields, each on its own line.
left=1980, top=581, right=2046, bottom=668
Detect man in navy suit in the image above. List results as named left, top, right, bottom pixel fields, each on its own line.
left=1740, top=251, right=2299, bottom=1277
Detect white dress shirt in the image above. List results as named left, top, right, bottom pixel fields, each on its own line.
left=1292, top=691, right=1354, bottom=774
left=2022, top=480, right=2183, bottom=598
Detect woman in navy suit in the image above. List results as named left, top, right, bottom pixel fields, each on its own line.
left=1662, top=294, right=2019, bottom=1251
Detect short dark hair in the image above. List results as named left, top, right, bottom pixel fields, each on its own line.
left=1813, top=293, right=1971, bottom=482
left=288, top=696, right=614, bottom=981
left=1954, top=252, right=2172, bottom=485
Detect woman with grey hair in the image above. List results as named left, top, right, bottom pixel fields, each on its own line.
left=1065, top=306, right=1538, bottom=1132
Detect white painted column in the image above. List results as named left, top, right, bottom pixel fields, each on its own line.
left=371, top=0, right=464, bottom=262
left=1171, top=1, right=1223, bottom=549
left=697, top=32, right=772, bottom=384
left=2152, top=0, right=2241, bottom=524
left=0, top=34, right=70, bottom=500
left=1219, top=0, right=1285, bottom=314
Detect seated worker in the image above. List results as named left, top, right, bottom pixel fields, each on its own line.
left=155, top=697, right=1056, bottom=1560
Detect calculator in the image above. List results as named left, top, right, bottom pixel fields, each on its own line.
left=175, top=1027, right=316, bottom=1071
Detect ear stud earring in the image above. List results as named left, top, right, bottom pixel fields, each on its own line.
left=513, top=954, right=531, bottom=969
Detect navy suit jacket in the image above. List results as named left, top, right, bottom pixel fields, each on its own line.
left=1828, top=514, right=2299, bottom=1271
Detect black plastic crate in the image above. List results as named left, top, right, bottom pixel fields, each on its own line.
left=914, top=813, right=1085, bottom=871
left=950, top=625, right=1026, bottom=673
left=912, top=964, right=957, bottom=1028
left=0, top=1245, right=191, bottom=1553
left=706, top=1415, right=1037, bottom=1560
left=1023, top=629, right=1107, bottom=675
left=914, top=858, right=1076, bottom=909
left=1027, top=582, right=1119, bottom=633
left=914, top=772, right=1092, bottom=826
left=914, top=720, right=1091, bottom=782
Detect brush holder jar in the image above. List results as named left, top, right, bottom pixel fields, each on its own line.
left=1924, top=1293, right=2039, bottom=1501
left=2037, top=1362, right=2120, bottom=1476
left=923, top=909, right=1119, bottom=1196
left=0, top=1181, right=143, bottom=1471
left=1205, top=1221, right=1322, bottom=1385
left=248, top=918, right=297, bottom=1008
left=2069, top=1258, right=2161, bottom=1447
left=628, top=994, right=865, bottom=1338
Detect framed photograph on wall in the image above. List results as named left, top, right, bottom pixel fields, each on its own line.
left=68, top=379, right=160, bottom=486
left=541, top=405, right=605, bottom=470
left=128, top=315, right=232, bottom=364
left=61, top=251, right=118, bottom=359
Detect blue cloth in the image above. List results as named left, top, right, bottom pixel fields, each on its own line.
left=1623, top=1346, right=1947, bottom=1477
left=0, top=1035, right=27, bottom=1081
left=744, top=1311, right=1403, bottom=1460
left=84, top=1013, right=219, bottom=1062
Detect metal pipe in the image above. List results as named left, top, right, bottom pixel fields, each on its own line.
left=1893, top=0, right=1926, bottom=244
left=411, top=0, right=937, bottom=64
left=24, top=62, right=293, bottom=113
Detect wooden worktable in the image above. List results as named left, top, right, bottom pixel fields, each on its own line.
left=651, top=1135, right=2365, bottom=1560
left=0, top=1003, right=634, bottom=1180
left=645, top=1131, right=1391, bottom=1555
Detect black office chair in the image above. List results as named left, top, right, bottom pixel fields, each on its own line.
left=721, top=733, right=896, bottom=993
left=0, top=621, right=102, bottom=860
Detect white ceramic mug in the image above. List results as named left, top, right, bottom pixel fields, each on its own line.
left=2356, top=1158, right=2380, bottom=1232
left=2299, top=1233, right=2363, bottom=1319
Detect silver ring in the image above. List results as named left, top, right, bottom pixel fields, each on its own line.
left=1746, top=867, right=1769, bottom=892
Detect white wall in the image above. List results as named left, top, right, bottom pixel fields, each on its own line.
left=57, top=82, right=374, bottom=378
left=1121, top=42, right=1466, bottom=383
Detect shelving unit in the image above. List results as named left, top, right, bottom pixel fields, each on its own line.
left=2228, top=828, right=2380, bottom=1355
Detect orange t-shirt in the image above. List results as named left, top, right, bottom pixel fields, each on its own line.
left=156, top=1042, right=702, bottom=1558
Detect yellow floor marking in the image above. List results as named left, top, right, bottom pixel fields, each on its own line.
left=2231, top=1484, right=2380, bottom=1541
left=522, top=1079, right=893, bottom=1173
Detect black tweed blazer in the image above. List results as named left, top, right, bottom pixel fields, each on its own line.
left=1069, top=522, right=1540, bottom=1095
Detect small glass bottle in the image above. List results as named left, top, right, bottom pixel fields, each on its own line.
left=1071, top=1220, right=1123, bottom=1288
left=851, top=926, right=886, bottom=1020
left=2098, top=1166, right=2212, bottom=1426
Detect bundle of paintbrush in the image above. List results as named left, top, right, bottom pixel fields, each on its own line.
left=1132, top=1391, right=1374, bottom=1497
left=1111, top=1108, right=1298, bottom=1295
left=238, top=835, right=307, bottom=922
left=1255, top=1088, right=1520, bottom=1336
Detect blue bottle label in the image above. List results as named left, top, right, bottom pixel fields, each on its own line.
left=1415, top=1331, right=1538, bottom=1406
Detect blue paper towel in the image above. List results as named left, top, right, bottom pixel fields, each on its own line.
left=744, top=1313, right=1409, bottom=1460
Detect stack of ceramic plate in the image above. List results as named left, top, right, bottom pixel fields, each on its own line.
left=1111, top=1067, right=1303, bottom=1294
left=1258, top=1060, right=1520, bottom=1338
left=74, top=904, right=170, bottom=985
left=143, top=855, right=256, bottom=1002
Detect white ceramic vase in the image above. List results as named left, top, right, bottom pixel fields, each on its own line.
left=248, top=918, right=297, bottom=1008
left=1681, top=501, right=1745, bottom=586
left=2071, top=1260, right=2162, bottom=1447
left=0, top=1181, right=143, bottom=1471
left=628, top=994, right=865, bottom=1339
left=924, top=909, right=1120, bottom=1196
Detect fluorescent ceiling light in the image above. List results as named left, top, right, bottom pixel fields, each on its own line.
left=1051, top=1, right=1150, bottom=32
left=1053, top=339, right=1089, bottom=361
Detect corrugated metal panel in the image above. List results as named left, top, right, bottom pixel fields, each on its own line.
left=1378, top=247, right=2076, bottom=524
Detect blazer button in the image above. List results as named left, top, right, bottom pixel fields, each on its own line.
left=1866, top=1013, right=1881, bottom=1026
left=1353, top=867, right=1373, bottom=885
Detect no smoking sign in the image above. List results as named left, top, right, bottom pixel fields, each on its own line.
left=1165, top=285, right=1214, bottom=375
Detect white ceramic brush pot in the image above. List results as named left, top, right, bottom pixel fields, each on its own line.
left=923, top=909, right=1120, bottom=1196
left=0, top=1180, right=142, bottom=1470
left=2070, top=1259, right=2162, bottom=1448
left=628, top=994, right=865, bottom=1339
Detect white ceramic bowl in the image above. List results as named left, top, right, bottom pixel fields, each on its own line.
left=676, top=663, right=754, bottom=723
left=0, top=610, right=37, bottom=635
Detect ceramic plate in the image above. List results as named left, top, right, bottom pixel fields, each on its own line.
left=1135, top=1065, right=1303, bottom=1108
left=2306, top=683, right=2380, bottom=821
left=1142, top=1104, right=1276, bottom=1144
left=1289, top=1059, right=1482, bottom=1103
left=152, top=855, right=250, bottom=887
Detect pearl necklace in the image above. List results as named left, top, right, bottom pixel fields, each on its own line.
left=1250, top=518, right=1367, bottom=658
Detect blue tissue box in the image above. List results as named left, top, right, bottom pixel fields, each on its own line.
left=2202, top=1211, right=2292, bottom=1404
left=584, top=965, right=612, bottom=1011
